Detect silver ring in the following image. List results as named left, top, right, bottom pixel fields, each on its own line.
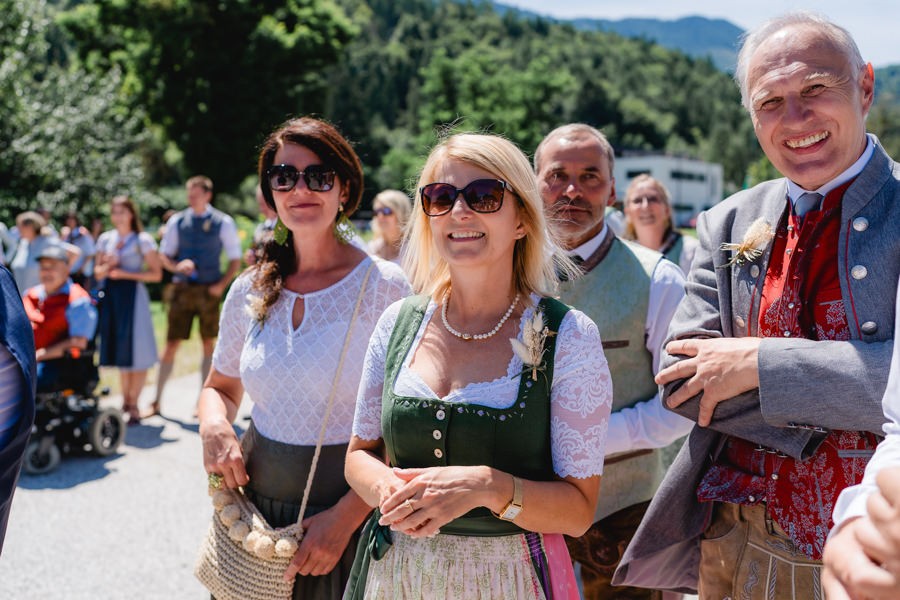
left=404, top=499, right=415, bottom=513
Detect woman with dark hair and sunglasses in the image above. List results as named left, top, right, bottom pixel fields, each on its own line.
left=367, top=189, right=412, bottom=264
left=345, top=133, right=613, bottom=599
left=93, top=195, right=162, bottom=424
left=197, top=117, right=410, bottom=598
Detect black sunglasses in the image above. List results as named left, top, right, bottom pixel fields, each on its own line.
left=419, top=179, right=509, bottom=217
left=373, top=207, right=394, bottom=217
left=266, top=164, right=336, bottom=193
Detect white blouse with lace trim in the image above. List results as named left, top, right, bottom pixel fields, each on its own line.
left=212, top=257, right=411, bottom=445
left=352, top=296, right=613, bottom=479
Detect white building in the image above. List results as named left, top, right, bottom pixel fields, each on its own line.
left=613, top=155, right=723, bottom=227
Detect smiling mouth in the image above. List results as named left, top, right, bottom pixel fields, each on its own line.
left=785, top=131, right=829, bottom=149
left=448, top=232, right=484, bottom=240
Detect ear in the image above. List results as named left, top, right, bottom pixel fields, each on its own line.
left=861, top=63, right=875, bottom=115
left=607, top=177, right=617, bottom=207
left=514, top=209, right=528, bottom=240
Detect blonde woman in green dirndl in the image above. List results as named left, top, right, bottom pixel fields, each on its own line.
left=345, top=133, right=613, bottom=599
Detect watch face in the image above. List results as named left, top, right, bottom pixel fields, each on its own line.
left=501, top=504, right=522, bottom=521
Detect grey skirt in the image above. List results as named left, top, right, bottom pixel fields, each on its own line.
left=238, top=422, right=361, bottom=600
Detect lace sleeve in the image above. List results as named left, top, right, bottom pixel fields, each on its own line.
left=352, top=300, right=404, bottom=441
left=211, top=273, right=254, bottom=378
left=551, top=309, right=613, bottom=479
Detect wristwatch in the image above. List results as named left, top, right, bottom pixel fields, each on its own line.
left=496, top=476, right=523, bottom=521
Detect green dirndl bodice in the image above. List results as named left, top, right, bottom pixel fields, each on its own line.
left=344, top=295, right=571, bottom=599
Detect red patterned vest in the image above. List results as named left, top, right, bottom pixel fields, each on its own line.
left=23, top=283, right=91, bottom=350
left=697, top=180, right=879, bottom=560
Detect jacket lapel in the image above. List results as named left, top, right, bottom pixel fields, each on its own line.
left=730, top=184, right=788, bottom=337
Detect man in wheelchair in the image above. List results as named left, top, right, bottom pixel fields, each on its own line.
left=22, top=244, right=98, bottom=393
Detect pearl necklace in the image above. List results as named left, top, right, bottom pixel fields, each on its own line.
left=441, top=290, right=520, bottom=341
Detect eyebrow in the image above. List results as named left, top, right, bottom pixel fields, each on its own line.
left=547, top=164, right=603, bottom=173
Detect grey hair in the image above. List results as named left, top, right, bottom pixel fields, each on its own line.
left=734, top=11, right=865, bottom=110
left=534, top=123, right=615, bottom=176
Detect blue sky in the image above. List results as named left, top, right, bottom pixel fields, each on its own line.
left=502, top=1, right=898, bottom=67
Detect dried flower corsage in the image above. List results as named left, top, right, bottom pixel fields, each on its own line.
left=510, top=308, right=556, bottom=381
left=719, top=218, right=774, bottom=268
left=244, top=294, right=268, bottom=327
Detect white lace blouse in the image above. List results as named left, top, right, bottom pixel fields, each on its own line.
left=352, top=296, right=613, bottom=479
left=213, top=257, right=411, bottom=445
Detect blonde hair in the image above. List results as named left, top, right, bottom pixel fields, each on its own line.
left=403, top=133, right=569, bottom=300
left=16, top=211, right=50, bottom=237
left=370, top=189, right=412, bottom=243
left=622, top=174, right=673, bottom=240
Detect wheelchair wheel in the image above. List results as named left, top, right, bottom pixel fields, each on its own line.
left=23, top=440, right=61, bottom=475
left=88, top=408, right=125, bottom=456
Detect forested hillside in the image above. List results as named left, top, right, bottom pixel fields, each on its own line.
left=326, top=0, right=757, bottom=199
left=9, top=0, right=895, bottom=224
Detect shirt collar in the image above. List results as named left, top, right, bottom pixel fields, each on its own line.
left=36, top=280, right=72, bottom=301
left=189, top=206, right=213, bottom=218
left=786, top=134, right=875, bottom=205
left=569, top=223, right=608, bottom=261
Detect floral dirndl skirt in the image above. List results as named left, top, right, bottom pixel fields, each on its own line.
left=362, top=529, right=577, bottom=599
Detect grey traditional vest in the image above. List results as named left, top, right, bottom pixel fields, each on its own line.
left=559, top=237, right=668, bottom=520
left=174, top=207, right=224, bottom=284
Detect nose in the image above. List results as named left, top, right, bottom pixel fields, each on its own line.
left=449, top=195, right=473, bottom=217
left=784, top=94, right=810, bottom=123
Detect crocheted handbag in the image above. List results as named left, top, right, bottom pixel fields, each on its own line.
left=194, top=262, right=375, bottom=600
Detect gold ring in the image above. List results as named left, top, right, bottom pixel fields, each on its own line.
left=208, top=473, right=224, bottom=490
left=404, top=499, right=415, bottom=513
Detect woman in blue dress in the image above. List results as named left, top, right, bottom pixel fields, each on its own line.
left=94, top=196, right=162, bottom=424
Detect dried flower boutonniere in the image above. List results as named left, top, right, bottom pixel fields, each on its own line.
left=510, top=308, right=556, bottom=381
left=720, top=218, right=774, bottom=268
left=244, top=294, right=268, bottom=329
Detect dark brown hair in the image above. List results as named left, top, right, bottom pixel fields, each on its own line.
left=111, top=195, right=144, bottom=233
left=252, top=117, right=364, bottom=315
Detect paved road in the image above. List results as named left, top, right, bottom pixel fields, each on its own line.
left=0, top=372, right=252, bottom=600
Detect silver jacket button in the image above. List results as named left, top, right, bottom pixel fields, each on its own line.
left=852, top=217, right=869, bottom=232
left=851, top=265, right=868, bottom=280
left=749, top=265, right=760, bottom=278
left=735, top=316, right=745, bottom=329
left=861, top=321, right=878, bottom=335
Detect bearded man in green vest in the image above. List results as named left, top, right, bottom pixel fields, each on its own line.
left=535, top=123, right=692, bottom=600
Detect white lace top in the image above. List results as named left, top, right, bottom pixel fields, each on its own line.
left=352, top=296, right=613, bottom=478
left=213, top=257, right=411, bottom=445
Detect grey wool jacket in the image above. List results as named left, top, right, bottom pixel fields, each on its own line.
left=613, top=136, right=900, bottom=593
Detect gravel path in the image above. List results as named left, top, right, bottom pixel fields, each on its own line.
left=0, top=372, right=251, bottom=600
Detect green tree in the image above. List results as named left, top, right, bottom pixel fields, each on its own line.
left=59, top=0, right=357, bottom=192
left=0, top=0, right=146, bottom=224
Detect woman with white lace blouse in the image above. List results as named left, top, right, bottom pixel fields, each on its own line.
left=344, top=133, right=613, bottom=599
left=197, top=117, right=410, bottom=599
